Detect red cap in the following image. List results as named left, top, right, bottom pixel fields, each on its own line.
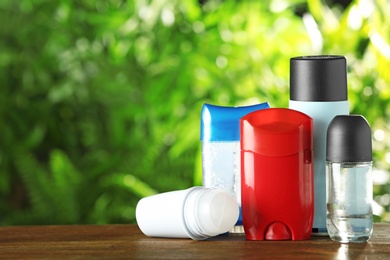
left=241, top=108, right=313, bottom=156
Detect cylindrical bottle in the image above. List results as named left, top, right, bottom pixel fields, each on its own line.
left=289, top=55, right=349, bottom=235
left=200, top=103, right=269, bottom=232
left=136, top=187, right=239, bottom=240
left=326, top=115, right=373, bottom=243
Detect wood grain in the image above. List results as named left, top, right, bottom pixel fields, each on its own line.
left=0, top=224, right=389, bottom=259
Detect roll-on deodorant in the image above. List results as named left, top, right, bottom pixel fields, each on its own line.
left=289, top=55, right=349, bottom=235
left=326, top=115, right=373, bottom=243
left=136, top=187, right=239, bottom=240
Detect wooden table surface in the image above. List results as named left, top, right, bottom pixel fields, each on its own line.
left=0, top=223, right=389, bottom=259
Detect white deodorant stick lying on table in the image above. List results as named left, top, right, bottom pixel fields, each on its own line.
left=136, top=187, right=239, bottom=240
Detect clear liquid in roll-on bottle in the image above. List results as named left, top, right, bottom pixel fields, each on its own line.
left=326, top=115, right=373, bottom=243
left=289, top=56, right=349, bottom=235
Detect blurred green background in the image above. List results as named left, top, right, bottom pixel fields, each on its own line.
left=1, top=0, right=389, bottom=225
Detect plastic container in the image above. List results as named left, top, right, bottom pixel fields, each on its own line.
left=326, top=115, right=373, bottom=243
left=136, top=187, right=239, bottom=240
left=289, top=55, right=349, bottom=235
left=240, top=108, right=314, bottom=240
left=200, top=102, right=269, bottom=231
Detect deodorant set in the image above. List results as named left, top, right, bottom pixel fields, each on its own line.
left=135, top=55, right=373, bottom=243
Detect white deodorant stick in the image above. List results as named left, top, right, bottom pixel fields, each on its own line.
left=136, top=187, right=239, bottom=240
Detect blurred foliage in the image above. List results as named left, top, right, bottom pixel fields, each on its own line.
left=0, top=0, right=389, bottom=225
